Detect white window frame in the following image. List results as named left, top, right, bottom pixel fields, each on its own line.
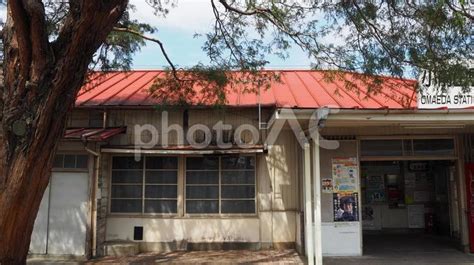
left=109, top=155, right=179, bottom=216
left=52, top=152, right=90, bottom=172
left=184, top=154, right=258, bottom=217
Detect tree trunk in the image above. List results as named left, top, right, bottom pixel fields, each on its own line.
left=0, top=1, right=128, bottom=263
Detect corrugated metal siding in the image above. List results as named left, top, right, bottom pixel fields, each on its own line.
left=106, top=109, right=184, bottom=146
left=263, top=130, right=301, bottom=211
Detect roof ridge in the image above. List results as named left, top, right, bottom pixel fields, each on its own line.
left=90, top=69, right=417, bottom=82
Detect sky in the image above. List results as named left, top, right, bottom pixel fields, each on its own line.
left=0, top=0, right=316, bottom=70
left=128, top=0, right=313, bottom=69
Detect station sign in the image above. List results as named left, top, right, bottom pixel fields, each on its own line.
left=418, top=72, right=474, bottom=109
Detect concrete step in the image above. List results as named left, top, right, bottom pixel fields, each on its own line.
left=104, top=241, right=140, bottom=257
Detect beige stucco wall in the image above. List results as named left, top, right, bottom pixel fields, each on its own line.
left=106, top=218, right=261, bottom=242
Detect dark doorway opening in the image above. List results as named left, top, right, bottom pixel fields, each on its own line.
left=361, top=160, right=462, bottom=254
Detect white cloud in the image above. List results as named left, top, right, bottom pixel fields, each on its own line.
left=130, top=0, right=215, bottom=33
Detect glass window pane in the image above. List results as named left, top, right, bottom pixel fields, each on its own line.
left=110, top=199, right=142, bottom=213
left=221, top=171, right=255, bottom=184
left=146, top=157, right=178, bottom=169
left=144, top=200, right=177, bottom=213
left=186, top=171, right=219, bottom=184
left=413, top=139, right=455, bottom=156
left=111, top=185, right=142, bottom=198
left=403, top=140, right=413, bottom=156
left=53, top=154, right=64, bottom=168
left=186, top=200, right=218, bottom=214
left=186, top=156, right=219, bottom=170
left=221, top=200, right=255, bottom=214
left=112, top=171, right=143, bottom=184
left=186, top=186, right=219, bottom=199
left=112, top=157, right=143, bottom=169
left=64, top=155, right=76, bottom=168
left=360, top=140, right=403, bottom=156
left=145, top=185, right=177, bottom=198
left=221, top=156, right=255, bottom=170
left=221, top=186, right=255, bottom=199
left=146, top=171, right=177, bottom=184
left=76, top=155, right=89, bottom=169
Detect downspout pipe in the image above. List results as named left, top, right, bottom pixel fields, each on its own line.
left=303, top=142, right=314, bottom=265
left=82, top=141, right=100, bottom=258
left=82, top=109, right=107, bottom=258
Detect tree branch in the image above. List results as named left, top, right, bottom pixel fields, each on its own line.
left=446, top=1, right=474, bottom=20
left=7, top=0, right=31, bottom=80
left=112, top=27, right=181, bottom=81
left=21, top=0, right=51, bottom=82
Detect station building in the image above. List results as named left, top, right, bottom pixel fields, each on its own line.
left=28, top=70, right=474, bottom=263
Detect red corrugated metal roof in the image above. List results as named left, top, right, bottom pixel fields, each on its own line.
left=76, top=70, right=418, bottom=109
left=64, top=127, right=126, bottom=141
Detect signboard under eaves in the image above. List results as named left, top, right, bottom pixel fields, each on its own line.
left=418, top=72, right=474, bottom=109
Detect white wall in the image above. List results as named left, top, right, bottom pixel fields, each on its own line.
left=29, top=172, right=89, bottom=256
left=319, top=140, right=362, bottom=256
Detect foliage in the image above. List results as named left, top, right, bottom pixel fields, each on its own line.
left=3, top=0, right=473, bottom=102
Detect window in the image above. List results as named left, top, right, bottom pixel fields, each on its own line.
left=53, top=154, right=89, bottom=169
left=185, top=156, right=219, bottom=213
left=413, top=139, right=455, bottom=156
left=360, top=140, right=403, bottom=156
left=144, top=157, right=178, bottom=214
left=185, top=155, right=256, bottom=214
left=361, top=138, right=455, bottom=157
left=110, top=156, right=178, bottom=214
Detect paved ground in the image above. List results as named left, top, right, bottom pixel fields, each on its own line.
left=28, top=234, right=474, bottom=264
left=86, top=249, right=304, bottom=264
left=325, top=234, right=474, bottom=265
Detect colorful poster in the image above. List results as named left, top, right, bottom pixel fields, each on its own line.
left=333, top=192, right=359, bottom=222
left=332, top=158, right=358, bottom=192
left=322, top=178, right=333, bottom=193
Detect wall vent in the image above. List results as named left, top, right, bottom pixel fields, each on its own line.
left=134, top=226, right=143, bottom=241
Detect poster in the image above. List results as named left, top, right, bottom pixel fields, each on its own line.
left=332, top=158, right=358, bottom=192
left=414, top=191, right=430, bottom=202
left=366, top=175, right=385, bottom=203
left=333, top=192, right=359, bottom=222
left=407, top=204, right=425, bottom=228
left=322, top=178, right=333, bottom=193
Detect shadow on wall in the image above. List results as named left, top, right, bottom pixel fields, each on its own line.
left=46, top=203, right=88, bottom=255
left=118, top=218, right=261, bottom=243
left=259, top=130, right=300, bottom=243
left=29, top=172, right=89, bottom=256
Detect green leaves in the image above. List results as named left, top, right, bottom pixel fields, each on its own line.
left=39, top=0, right=473, bottom=101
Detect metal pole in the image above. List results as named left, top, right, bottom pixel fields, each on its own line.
left=303, top=143, right=314, bottom=265
left=312, top=133, right=323, bottom=265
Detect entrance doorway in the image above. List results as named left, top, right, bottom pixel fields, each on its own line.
left=360, top=160, right=462, bottom=254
